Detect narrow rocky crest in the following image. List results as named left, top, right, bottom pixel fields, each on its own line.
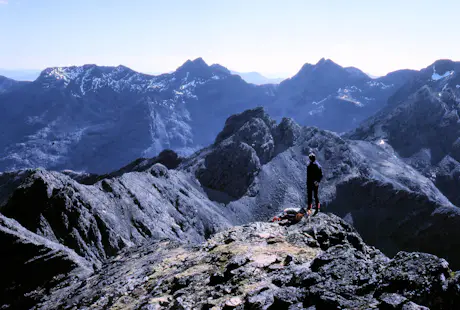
left=32, top=213, right=460, bottom=310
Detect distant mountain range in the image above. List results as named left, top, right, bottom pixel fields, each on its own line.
left=230, top=70, right=285, bottom=85
left=0, top=57, right=457, bottom=173
left=0, top=69, right=41, bottom=81
left=0, top=68, right=286, bottom=85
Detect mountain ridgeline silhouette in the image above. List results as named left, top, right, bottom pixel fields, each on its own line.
left=0, top=57, right=434, bottom=174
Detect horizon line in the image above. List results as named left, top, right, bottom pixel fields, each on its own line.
left=1, top=56, right=459, bottom=80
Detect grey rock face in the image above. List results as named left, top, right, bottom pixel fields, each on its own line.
left=0, top=214, right=92, bottom=310
left=434, top=156, right=460, bottom=207
left=375, top=251, right=451, bottom=309
left=22, top=213, right=460, bottom=310
left=0, top=167, right=234, bottom=266
left=233, top=117, right=275, bottom=165
left=272, top=117, right=302, bottom=155
left=196, top=108, right=300, bottom=200
left=214, top=107, right=277, bottom=145
left=348, top=60, right=460, bottom=214
left=197, top=140, right=261, bottom=199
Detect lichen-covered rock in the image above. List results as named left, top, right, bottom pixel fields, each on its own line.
left=18, top=213, right=460, bottom=310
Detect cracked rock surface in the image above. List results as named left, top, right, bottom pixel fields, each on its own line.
left=27, top=213, right=460, bottom=310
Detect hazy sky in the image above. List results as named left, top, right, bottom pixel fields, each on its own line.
left=1, top=0, right=459, bottom=77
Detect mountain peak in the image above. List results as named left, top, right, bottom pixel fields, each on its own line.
left=429, top=59, right=459, bottom=79
left=36, top=64, right=142, bottom=86
left=210, top=64, right=231, bottom=75
left=345, top=66, right=369, bottom=79
left=316, top=57, right=332, bottom=65
left=177, top=57, right=209, bottom=72
left=431, top=59, right=456, bottom=68
left=37, top=66, right=89, bottom=84
left=314, top=58, right=342, bottom=70
left=192, top=57, right=207, bottom=66
left=115, top=64, right=132, bottom=71
left=294, top=58, right=345, bottom=78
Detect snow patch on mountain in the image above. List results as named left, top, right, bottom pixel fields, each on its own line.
left=431, top=66, right=454, bottom=81
left=178, top=78, right=207, bottom=99
left=309, top=105, right=325, bottom=116
left=366, top=80, right=394, bottom=90
left=147, top=80, right=167, bottom=90
left=43, top=67, right=85, bottom=85
left=38, top=65, right=226, bottom=99
left=25, top=112, right=48, bottom=125
left=336, top=86, right=364, bottom=106
left=312, top=96, right=331, bottom=105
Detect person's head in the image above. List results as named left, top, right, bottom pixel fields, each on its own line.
left=308, top=153, right=316, bottom=162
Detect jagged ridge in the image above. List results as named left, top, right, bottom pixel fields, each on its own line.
left=29, top=214, right=460, bottom=309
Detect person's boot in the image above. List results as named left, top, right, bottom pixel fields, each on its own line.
left=313, top=203, right=321, bottom=216
left=307, top=204, right=313, bottom=216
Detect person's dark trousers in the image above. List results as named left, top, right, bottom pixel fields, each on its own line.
left=307, top=184, right=320, bottom=210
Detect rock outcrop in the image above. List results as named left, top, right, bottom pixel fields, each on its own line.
left=0, top=214, right=92, bottom=310
left=24, top=213, right=460, bottom=310
left=0, top=166, right=234, bottom=266
left=196, top=108, right=300, bottom=199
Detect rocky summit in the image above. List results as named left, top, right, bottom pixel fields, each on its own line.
left=9, top=213, right=460, bottom=310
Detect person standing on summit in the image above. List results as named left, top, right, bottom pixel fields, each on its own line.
left=297, top=153, right=323, bottom=220
left=306, top=153, right=323, bottom=215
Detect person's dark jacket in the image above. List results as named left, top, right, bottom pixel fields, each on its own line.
left=307, top=161, right=323, bottom=186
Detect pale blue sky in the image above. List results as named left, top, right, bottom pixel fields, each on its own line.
left=1, top=0, right=459, bottom=77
